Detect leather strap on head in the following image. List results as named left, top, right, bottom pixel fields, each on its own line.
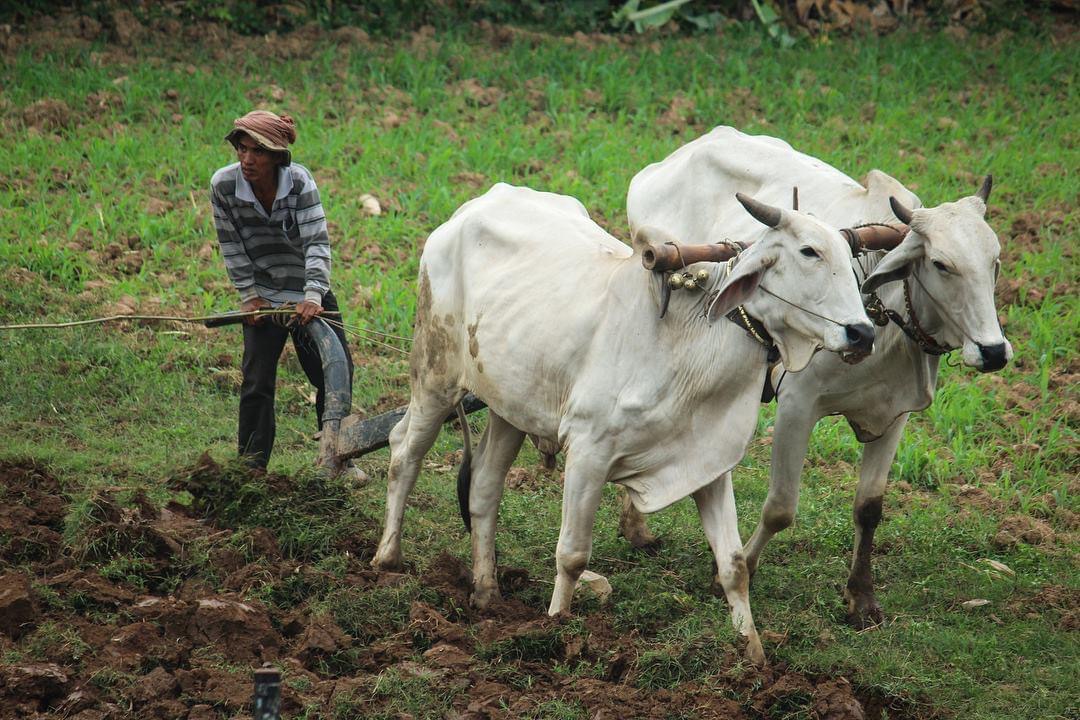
left=864, top=282, right=954, bottom=356
left=725, top=305, right=779, bottom=363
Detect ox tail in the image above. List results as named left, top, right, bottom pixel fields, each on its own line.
left=455, top=402, right=473, bottom=533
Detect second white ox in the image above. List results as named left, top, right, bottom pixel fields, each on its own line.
left=626, top=126, right=1012, bottom=627
left=372, top=182, right=874, bottom=664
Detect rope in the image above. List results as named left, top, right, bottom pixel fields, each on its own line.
left=319, top=316, right=409, bottom=355
left=0, top=312, right=258, bottom=330
left=757, top=285, right=849, bottom=327
left=903, top=274, right=958, bottom=354
left=0, top=309, right=413, bottom=355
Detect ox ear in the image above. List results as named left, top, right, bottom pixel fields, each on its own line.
left=706, top=250, right=776, bottom=323
left=861, top=233, right=925, bottom=294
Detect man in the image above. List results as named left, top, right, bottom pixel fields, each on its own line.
left=210, top=109, right=353, bottom=469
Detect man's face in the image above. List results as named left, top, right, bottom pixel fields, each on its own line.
left=234, top=135, right=277, bottom=186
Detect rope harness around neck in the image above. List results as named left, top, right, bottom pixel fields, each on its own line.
left=864, top=276, right=955, bottom=357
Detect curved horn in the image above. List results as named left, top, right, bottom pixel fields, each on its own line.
left=976, top=174, right=993, bottom=204
left=736, top=192, right=782, bottom=228
left=889, top=196, right=914, bottom=225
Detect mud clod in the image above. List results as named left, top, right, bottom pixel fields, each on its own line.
left=993, top=514, right=1055, bottom=549
left=0, top=572, right=39, bottom=639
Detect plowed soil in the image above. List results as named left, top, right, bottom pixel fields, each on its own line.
left=0, top=459, right=925, bottom=720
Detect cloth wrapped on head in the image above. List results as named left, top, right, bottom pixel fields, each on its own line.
left=226, top=110, right=297, bottom=166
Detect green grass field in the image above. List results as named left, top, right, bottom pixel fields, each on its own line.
left=1, top=16, right=1077, bottom=720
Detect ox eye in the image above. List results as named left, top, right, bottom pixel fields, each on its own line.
left=932, top=260, right=952, bottom=274
left=800, top=247, right=819, bottom=259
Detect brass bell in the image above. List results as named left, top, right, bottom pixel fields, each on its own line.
left=695, top=269, right=710, bottom=283
left=668, top=273, right=685, bottom=289
left=683, top=276, right=698, bottom=291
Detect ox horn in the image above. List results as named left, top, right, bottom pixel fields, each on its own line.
left=736, top=192, right=782, bottom=228
left=889, top=196, right=914, bottom=225
left=976, top=174, right=993, bottom=204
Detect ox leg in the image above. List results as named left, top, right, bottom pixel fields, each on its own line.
left=845, top=413, right=907, bottom=629
left=548, top=458, right=606, bottom=615
left=469, top=412, right=525, bottom=610
left=372, top=394, right=459, bottom=571
left=744, top=401, right=817, bottom=579
left=693, top=472, right=764, bottom=666
left=617, top=486, right=659, bottom=550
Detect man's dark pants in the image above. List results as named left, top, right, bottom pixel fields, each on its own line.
left=238, top=290, right=353, bottom=468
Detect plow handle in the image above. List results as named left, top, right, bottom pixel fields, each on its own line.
left=202, top=311, right=342, bottom=328
left=203, top=313, right=246, bottom=328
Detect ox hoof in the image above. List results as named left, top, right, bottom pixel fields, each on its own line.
left=618, top=499, right=659, bottom=551
left=625, top=527, right=661, bottom=552
left=371, top=548, right=403, bottom=573
left=470, top=586, right=501, bottom=610
left=741, top=634, right=767, bottom=667
left=844, top=591, right=884, bottom=630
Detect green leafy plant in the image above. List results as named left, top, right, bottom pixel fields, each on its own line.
left=612, top=0, right=726, bottom=32
left=749, top=0, right=797, bottom=46
left=613, top=0, right=694, bottom=32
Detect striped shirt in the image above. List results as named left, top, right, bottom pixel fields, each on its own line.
left=210, top=162, right=332, bottom=305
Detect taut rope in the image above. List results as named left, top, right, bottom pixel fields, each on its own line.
left=0, top=308, right=410, bottom=354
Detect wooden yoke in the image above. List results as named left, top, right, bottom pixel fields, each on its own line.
left=641, top=242, right=742, bottom=271
left=842, top=223, right=910, bottom=254
left=640, top=223, right=909, bottom=273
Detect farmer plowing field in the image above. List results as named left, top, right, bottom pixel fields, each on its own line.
left=210, top=109, right=355, bottom=473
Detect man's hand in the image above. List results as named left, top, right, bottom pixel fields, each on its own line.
left=295, top=300, right=323, bottom=325
left=241, top=297, right=270, bottom=325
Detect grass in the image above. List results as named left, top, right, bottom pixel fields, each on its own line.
left=1, top=16, right=1077, bottom=720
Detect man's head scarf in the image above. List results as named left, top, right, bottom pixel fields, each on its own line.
left=226, top=110, right=297, bottom=166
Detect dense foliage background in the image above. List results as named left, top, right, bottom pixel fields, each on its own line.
left=2, top=0, right=1073, bottom=37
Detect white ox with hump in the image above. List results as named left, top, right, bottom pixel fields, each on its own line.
left=372, top=182, right=874, bottom=665
left=625, top=126, right=1012, bottom=627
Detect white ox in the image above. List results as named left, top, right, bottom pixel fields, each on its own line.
left=371, top=182, right=875, bottom=664
left=625, top=126, right=1012, bottom=627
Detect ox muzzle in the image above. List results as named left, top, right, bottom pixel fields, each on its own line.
left=844, top=322, right=875, bottom=355
left=976, top=342, right=1009, bottom=372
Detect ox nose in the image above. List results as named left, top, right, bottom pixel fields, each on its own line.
left=977, top=342, right=1008, bottom=372
left=844, top=323, right=875, bottom=354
